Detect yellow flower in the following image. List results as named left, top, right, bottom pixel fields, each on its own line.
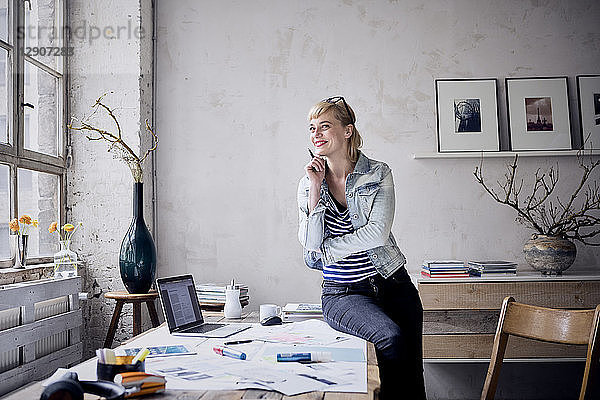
left=49, top=221, right=58, bottom=233
left=32, top=219, right=39, bottom=228
left=19, top=215, right=32, bottom=225
left=63, top=223, right=75, bottom=232
left=9, top=218, right=19, bottom=232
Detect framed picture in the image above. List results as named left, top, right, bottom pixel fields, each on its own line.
left=577, top=75, right=600, bottom=149
left=435, top=79, right=499, bottom=152
left=506, top=77, right=571, bottom=151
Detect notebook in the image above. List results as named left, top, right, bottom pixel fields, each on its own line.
left=156, top=275, right=251, bottom=338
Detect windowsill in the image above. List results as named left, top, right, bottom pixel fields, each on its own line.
left=0, top=263, right=54, bottom=284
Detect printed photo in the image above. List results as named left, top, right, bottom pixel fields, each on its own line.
left=454, top=98, right=481, bottom=133
left=594, top=93, right=600, bottom=125
left=525, top=97, right=553, bottom=131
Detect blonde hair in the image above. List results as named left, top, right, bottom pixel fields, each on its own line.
left=307, top=99, right=362, bottom=163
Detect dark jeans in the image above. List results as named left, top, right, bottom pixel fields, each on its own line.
left=321, top=267, right=426, bottom=400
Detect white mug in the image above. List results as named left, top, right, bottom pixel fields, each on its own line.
left=260, top=304, right=281, bottom=321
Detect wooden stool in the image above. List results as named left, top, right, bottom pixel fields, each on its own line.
left=104, top=291, right=161, bottom=348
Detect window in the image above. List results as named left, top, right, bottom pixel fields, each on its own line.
left=0, top=0, right=66, bottom=266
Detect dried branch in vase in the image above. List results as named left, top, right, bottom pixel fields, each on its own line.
left=473, top=148, right=600, bottom=246
left=68, top=93, right=158, bottom=183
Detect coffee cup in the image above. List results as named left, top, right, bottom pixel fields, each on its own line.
left=260, top=304, right=281, bottom=321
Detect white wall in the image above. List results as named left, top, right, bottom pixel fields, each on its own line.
left=155, top=0, right=600, bottom=309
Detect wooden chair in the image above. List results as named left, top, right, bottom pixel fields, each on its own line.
left=481, top=296, right=600, bottom=400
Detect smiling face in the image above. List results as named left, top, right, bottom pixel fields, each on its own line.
left=309, top=111, right=352, bottom=159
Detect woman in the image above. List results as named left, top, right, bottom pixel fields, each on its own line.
left=297, top=96, right=426, bottom=399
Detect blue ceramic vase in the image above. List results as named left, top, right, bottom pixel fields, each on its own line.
left=119, top=182, right=156, bottom=293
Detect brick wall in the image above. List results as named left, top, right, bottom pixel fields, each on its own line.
left=67, top=0, right=155, bottom=358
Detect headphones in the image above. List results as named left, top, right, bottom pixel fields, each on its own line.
left=41, top=372, right=125, bottom=400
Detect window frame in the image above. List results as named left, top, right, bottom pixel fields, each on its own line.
left=0, top=0, right=67, bottom=267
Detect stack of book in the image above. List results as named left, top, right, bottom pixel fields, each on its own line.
left=468, top=260, right=517, bottom=276
left=195, top=283, right=249, bottom=310
left=421, top=260, right=469, bottom=278
left=114, top=372, right=166, bottom=397
left=282, top=303, right=323, bottom=322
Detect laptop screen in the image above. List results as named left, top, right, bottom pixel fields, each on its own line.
left=157, top=275, right=204, bottom=330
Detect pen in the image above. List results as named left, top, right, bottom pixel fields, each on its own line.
left=213, top=346, right=247, bottom=360
left=308, top=148, right=327, bottom=172
left=223, top=339, right=253, bottom=345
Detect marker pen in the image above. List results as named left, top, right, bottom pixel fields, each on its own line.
left=213, top=346, right=246, bottom=360
left=223, top=339, right=253, bottom=345
left=276, top=351, right=332, bottom=363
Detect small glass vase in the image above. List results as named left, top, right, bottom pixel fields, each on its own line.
left=10, top=234, right=28, bottom=269
left=53, top=240, right=78, bottom=279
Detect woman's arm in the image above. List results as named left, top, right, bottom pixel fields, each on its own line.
left=320, top=168, right=395, bottom=265
left=297, top=154, right=328, bottom=252
left=297, top=176, right=327, bottom=252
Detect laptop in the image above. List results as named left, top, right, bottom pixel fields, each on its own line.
left=156, top=275, right=251, bottom=338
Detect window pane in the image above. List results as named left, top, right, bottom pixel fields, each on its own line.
left=24, top=61, right=61, bottom=156
left=0, top=1, right=9, bottom=44
left=18, top=168, right=59, bottom=257
left=0, top=164, right=9, bottom=259
left=0, top=47, right=8, bottom=144
left=24, top=0, right=62, bottom=71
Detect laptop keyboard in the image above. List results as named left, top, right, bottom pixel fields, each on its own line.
left=183, top=323, right=225, bottom=333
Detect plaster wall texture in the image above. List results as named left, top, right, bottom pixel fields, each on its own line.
left=155, top=0, right=600, bottom=309
left=68, top=0, right=154, bottom=357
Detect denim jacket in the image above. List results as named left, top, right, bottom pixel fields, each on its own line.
left=297, top=151, right=406, bottom=279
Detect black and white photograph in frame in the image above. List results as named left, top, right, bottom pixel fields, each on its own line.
left=577, top=75, right=600, bottom=149
left=435, top=79, right=499, bottom=152
left=506, top=77, right=571, bottom=151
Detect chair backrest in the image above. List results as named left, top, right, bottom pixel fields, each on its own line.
left=502, top=300, right=597, bottom=344
left=481, top=296, right=600, bottom=400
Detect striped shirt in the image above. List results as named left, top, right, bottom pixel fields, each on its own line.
left=323, top=191, right=377, bottom=283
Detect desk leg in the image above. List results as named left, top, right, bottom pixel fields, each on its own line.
left=105, top=300, right=124, bottom=348
left=146, top=300, right=160, bottom=328
left=133, top=302, right=142, bottom=336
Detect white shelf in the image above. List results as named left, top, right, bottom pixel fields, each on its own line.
left=412, top=150, right=600, bottom=159
left=415, top=270, right=600, bottom=283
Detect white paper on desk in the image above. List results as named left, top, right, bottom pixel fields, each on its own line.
left=232, top=362, right=336, bottom=395
left=303, top=361, right=366, bottom=391
left=240, top=319, right=354, bottom=346
left=147, top=355, right=338, bottom=395
left=148, top=354, right=244, bottom=391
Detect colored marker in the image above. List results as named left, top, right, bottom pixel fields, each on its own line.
left=276, top=352, right=332, bottom=363
left=213, top=346, right=246, bottom=360
left=132, top=347, right=150, bottom=364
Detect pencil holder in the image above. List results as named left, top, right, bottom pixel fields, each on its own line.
left=97, top=356, right=145, bottom=382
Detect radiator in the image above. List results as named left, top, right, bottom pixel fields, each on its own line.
left=0, top=277, right=83, bottom=396
left=0, top=307, right=20, bottom=374
left=34, top=296, right=70, bottom=359
left=0, top=296, right=70, bottom=373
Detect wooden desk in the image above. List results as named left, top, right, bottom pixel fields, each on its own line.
left=418, top=271, right=600, bottom=360
left=3, top=311, right=380, bottom=400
